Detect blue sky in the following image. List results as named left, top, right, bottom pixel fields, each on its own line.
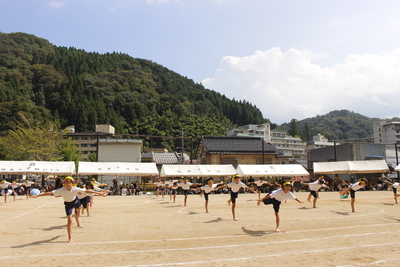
left=2, top=0, right=400, bottom=124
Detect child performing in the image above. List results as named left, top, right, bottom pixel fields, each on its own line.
left=257, top=181, right=303, bottom=232
left=31, top=176, right=107, bottom=243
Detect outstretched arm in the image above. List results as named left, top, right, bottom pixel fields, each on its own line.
left=215, top=185, right=228, bottom=191
left=30, top=191, right=53, bottom=198
left=246, top=186, right=257, bottom=193
left=385, top=180, right=393, bottom=186
left=295, top=198, right=303, bottom=203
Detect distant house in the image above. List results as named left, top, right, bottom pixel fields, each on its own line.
left=97, top=138, right=142, bottom=162
left=307, top=142, right=386, bottom=170
left=226, top=123, right=305, bottom=159
left=65, top=124, right=118, bottom=160
left=306, top=133, right=337, bottom=151
left=373, top=119, right=400, bottom=144
left=196, top=136, right=281, bottom=167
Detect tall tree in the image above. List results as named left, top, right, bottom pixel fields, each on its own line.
left=288, top=119, right=300, bottom=137
left=0, top=126, right=79, bottom=161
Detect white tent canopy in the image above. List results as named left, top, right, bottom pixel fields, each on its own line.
left=236, top=164, right=309, bottom=177
left=78, top=162, right=159, bottom=176
left=314, top=160, right=389, bottom=174
left=395, top=164, right=400, bottom=171
left=160, top=165, right=203, bottom=177
left=198, top=164, right=237, bottom=177
left=0, top=161, right=76, bottom=175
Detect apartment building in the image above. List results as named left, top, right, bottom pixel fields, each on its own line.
left=226, top=123, right=305, bottom=158
left=65, top=124, right=118, bottom=160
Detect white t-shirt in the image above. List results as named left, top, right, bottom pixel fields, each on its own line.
left=350, top=182, right=365, bottom=191
left=52, top=186, right=86, bottom=202
left=22, top=181, right=34, bottom=187
left=392, top=183, right=400, bottom=189
left=255, top=180, right=268, bottom=187
left=228, top=181, right=247, bottom=193
left=269, top=189, right=297, bottom=202
left=309, top=180, right=327, bottom=191
left=178, top=182, right=192, bottom=190
left=0, top=182, right=10, bottom=189
left=165, top=180, right=177, bottom=186
left=10, top=183, right=20, bottom=189
left=201, top=183, right=219, bottom=194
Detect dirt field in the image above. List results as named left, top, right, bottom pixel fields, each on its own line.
left=1, top=190, right=400, bottom=267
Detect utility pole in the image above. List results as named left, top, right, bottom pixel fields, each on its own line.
left=181, top=129, right=185, bottom=164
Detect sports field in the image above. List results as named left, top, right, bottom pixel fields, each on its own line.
left=1, top=190, right=400, bottom=267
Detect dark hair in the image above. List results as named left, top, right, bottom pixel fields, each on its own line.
left=86, top=182, right=94, bottom=190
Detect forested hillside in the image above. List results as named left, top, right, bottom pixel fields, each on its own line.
left=280, top=110, right=377, bottom=142
left=1, top=32, right=392, bottom=151
left=0, top=32, right=267, bottom=150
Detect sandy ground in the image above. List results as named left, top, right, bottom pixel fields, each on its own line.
left=1, top=190, right=400, bottom=267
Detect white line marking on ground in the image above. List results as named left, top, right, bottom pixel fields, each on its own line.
left=337, top=258, right=400, bottom=267
left=1, top=202, right=53, bottom=223
left=1, top=222, right=399, bottom=249
left=1, top=230, right=400, bottom=260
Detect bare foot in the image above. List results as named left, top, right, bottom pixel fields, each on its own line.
left=275, top=228, right=281, bottom=232
left=68, top=240, right=74, bottom=244
left=257, top=200, right=261, bottom=206
left=227, top=200, right=231, bottom=206
left=77, top=225, right=84, bottom=228
left=233, top=218, right=238, bottom=221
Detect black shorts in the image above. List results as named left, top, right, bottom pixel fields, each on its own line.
left=393, top=187, right=397, bottom=194
left=204, top=192, right=210, bottom=201
left=183, top=189, right=189, bottom=196
left=310, top=190, right=318, bottom=198
left=64, top=197, right=81, bottom=216
left=262, top=197, right=281, bottom=213
left=350, top=189, right=356, bottom=199
left=80, top=196, right=89, bottom=209
left=230, top=191, right=239, bottom=203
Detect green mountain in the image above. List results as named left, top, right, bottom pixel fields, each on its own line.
left=0, top=32, right=267, bottom=151
left=0, top=32, right=392, bottom=150
left=279, top=110, right=378, bottom=142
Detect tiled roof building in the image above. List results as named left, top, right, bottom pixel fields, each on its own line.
left=197, top=137, right=281, bottom=166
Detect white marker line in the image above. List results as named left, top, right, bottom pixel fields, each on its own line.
left=1, top=222, right=399, bottom=249
left=337, top=258, right=400, bottom=267
left=1, top=230, right=400, bottom=259
left=1, top=202, right=52, bottom=224
left=125, top=247, right=400, bottom=267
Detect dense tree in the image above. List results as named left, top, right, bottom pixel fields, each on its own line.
left=0, top=32, right=380, bottom=154
left=0, top=126, right=78, bottom=161
left=0, top=32, right=269, bottom=153
left=288, top=119, right=300, bottom=137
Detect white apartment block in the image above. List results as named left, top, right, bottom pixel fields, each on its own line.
left=65, top=124, right=118, bottom=160
left=373, top=119, right=400, bottom=144
left=226, top=123, right=271, bottom=142
left=226, top=123, right=305, bottom=157
left=306, top=133, right=336, bottom=150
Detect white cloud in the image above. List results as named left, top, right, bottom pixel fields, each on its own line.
left=202, top=47, right=400, bottom=124
left=48, top=1, right=66, bottom=9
